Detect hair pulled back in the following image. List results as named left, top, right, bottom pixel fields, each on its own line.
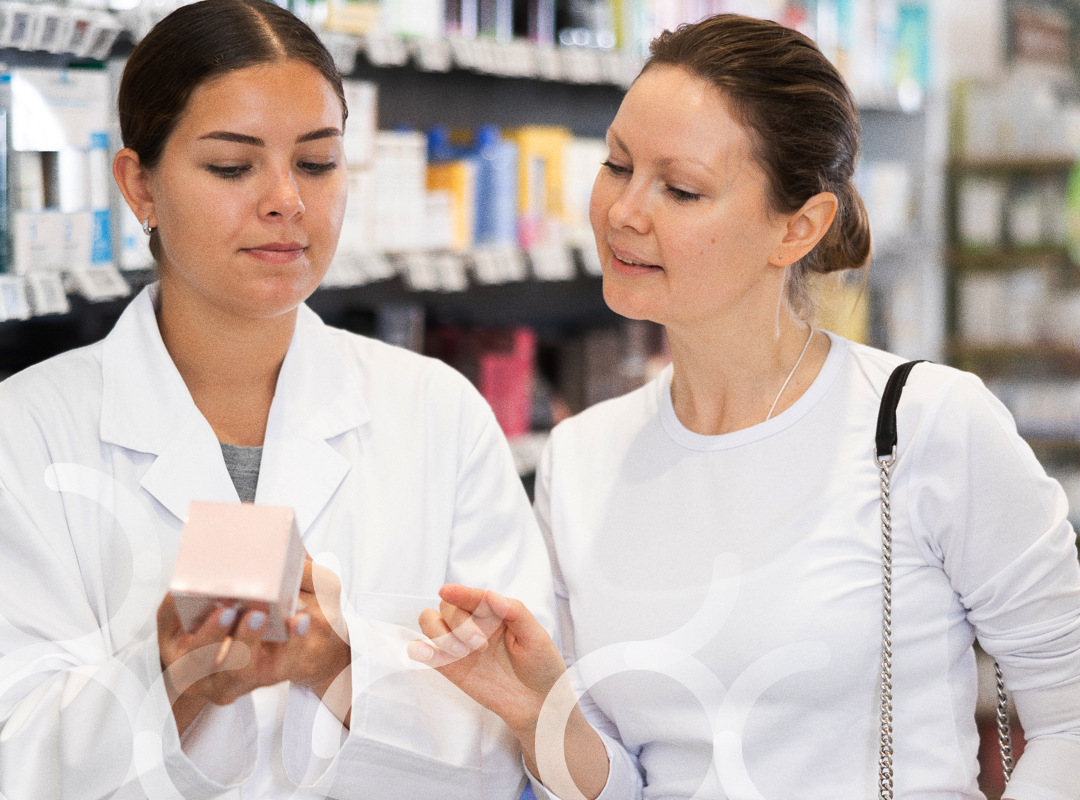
left=646, top=14, right=871, bottom=314
left=118, top=0, right=347, bottom=259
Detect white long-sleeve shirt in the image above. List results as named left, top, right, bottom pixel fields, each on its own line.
left=0, top=285, right=555, bottom=799
left=534, top=333, right=1080, bottom=800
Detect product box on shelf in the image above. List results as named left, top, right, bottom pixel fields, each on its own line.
left=7, top=68, right=112, bottom=275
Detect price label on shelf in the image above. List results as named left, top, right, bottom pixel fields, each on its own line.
left=598, top=51, right=624, bottom=85
left=472, top=40, right=498, bottom=74
left=26, top=272, right=70, bottom=316
left=505, top=40, right=536, bottom=78
left=401, top=252, right=440, bottom=292
left=448, top=36, right=477, bottom=70
left=528, top=244, right=575, bottom=281
left=72, top=266, right=130, bottom=302
left=535, top=47, right=563, bottom=81
left=561, top=48, right=603, bottom=84
left=575, top=243, right=603, bottom=277
left=413, top=37, right=452, bottom=72
left=364, top=34, right=409, bottom=67
left=321, top=255, right=365, bottom=288
left=360, top=253, right=396, bottom=283
left=500, top=246, right=529, bottom=282
left=432, top=253, right=469, bottom=292
left=0, top=276, right=31, bottom=321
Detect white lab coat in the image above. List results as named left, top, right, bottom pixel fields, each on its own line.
left=0, top=285, right=555, bottom=799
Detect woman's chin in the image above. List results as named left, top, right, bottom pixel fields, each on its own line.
left=601, top=276, right=665, bottom=323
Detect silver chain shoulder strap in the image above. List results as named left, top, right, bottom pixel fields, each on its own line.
left=873, top=361, right=1013, bottom=800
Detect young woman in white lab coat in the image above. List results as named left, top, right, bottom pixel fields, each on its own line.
left=411, top=15, right=1080, bottom=800
left=0, top=1, right=553, bottom=797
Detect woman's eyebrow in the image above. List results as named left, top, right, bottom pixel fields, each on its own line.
left=197, top=127, right=342, bottom=146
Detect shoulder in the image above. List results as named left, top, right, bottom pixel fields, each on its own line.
left=308, top=319, right=493, bottom=441
left=840, top=339, right=989, bottom=415
left=0, top=342, right=105, bottom=429
left=547, top=372, right=661, bottom=458
left=322, top=324, right=481, bottom=401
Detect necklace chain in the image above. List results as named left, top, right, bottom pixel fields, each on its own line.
left=765, top=326, right=815, bottom=422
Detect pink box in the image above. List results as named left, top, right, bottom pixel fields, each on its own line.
left=170, top=502, right=305, bottom=642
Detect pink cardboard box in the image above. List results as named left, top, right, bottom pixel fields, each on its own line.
left=170, top=501, right=305, bottom=642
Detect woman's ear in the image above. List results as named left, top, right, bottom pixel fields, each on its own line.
left=113, top=148, right=156, bottom=229
left=768, top=191, right=838, bottom=267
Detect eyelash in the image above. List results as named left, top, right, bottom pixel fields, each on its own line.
left=601, top=160, right=701, bottom=203
left=206, top=161, right=338, bottom=180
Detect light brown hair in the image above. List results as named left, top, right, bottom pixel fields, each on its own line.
left=646, top=14, right=871, bottom=315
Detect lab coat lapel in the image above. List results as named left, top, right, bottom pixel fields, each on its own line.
left=100, top=286, right=243, bottom=522
left=255, top=305, right=369, bottom=535
left=99, top=289, right=368, bottom=530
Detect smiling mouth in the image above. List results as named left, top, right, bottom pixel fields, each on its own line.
left=611, top=247, right=661, bottom=269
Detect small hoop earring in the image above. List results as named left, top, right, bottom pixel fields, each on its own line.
left=141, top=218, right=153, bottom=236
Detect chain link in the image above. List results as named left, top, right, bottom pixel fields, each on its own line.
left=875, top=449, right=895, bottom=800
left=995, top=662, right=1014, bottom=784
left=875, top=446, right=1014, bottom=797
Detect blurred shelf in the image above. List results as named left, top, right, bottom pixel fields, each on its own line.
left=949, top=246, right=1074, bottom=271
left=1025, top=438, right=1080, bottom=459
left=948, top=341, right=1080, bottom=377
left=947, top=156, right=1076, bottom=173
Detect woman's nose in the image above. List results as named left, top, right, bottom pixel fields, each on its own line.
left=259, top=168, right=305, bottom=220
left=607, top=180, right=650, bottom=233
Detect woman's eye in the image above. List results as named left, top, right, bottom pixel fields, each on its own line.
left=602, top=160, right=630, bottom=176
left=669, top=186, right=701, bottom=202
left=207, top=165, right=250, bottom=180
left=299, top=161, right=337, bottom=175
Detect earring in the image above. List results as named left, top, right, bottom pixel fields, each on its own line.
left=141, top=218, right=153, bottom=236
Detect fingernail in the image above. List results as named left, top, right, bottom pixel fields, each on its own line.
left=247, top=611, right=267, bottom=631
left=451, top=640, right=469, bottom=657
left=409, top=642, right=434, bottom=663
left=468, top=633, right=486, bottom=650
left=296, top=613, right=311, bottom=637
left=219, top=607, right=237, bottom=627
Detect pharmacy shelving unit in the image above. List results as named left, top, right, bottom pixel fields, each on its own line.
left=0, top=11, right=948, bottom=417
left=945, top=155, right=1080, bottom=472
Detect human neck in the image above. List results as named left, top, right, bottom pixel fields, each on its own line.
left=156, top=282, right=296, bottom=447
left=666, top=311, right=828, bottom=436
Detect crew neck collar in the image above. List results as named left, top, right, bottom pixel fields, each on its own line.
left=657, top=330, right=849, bottom=452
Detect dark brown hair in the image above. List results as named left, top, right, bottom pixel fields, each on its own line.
left=646, top=14, right=871, bottom=315
left=118, top=0, right=347, bottom=260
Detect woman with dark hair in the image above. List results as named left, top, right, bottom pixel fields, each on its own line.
left=411, top=14, right=1080, bottom=800
left=0, top=0, right=553, bottom=796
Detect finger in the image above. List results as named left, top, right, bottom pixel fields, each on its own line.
left=440, top=585, right=511, bottom=636
left=300, top=556, right=315, bottom=593
left=416, top=609, right=474, bottom=665
left=156, top=593, right=184, bottom=639
left=482, top=591, right=551, bottom=649
left=227, top=606, right=269, bottom=670
left=438, top=584, right=487, bottom=613
left=289, top=610, right=312, bottom=638
left=438, top=599, right=490, bottom=653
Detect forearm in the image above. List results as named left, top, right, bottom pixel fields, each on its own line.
left=517, top=704, right=609, bottom=800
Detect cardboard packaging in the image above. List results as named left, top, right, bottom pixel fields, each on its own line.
left=170, top=502, right=305, bottom=643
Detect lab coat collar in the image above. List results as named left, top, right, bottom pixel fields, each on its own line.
left=100, top=285, right=370, bottom=532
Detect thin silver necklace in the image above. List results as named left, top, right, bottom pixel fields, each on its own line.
left=765, top=325, right=815, bottom=421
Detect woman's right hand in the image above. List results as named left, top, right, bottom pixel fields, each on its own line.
left=157, top=592, right=311, bottom=736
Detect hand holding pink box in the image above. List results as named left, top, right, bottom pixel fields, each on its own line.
left=170, top=501, right=305, bottom=642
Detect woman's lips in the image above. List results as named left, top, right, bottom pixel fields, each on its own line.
left=242, top=243, right=306, bottom=264
left=609, top=249, right=662, bottom=277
